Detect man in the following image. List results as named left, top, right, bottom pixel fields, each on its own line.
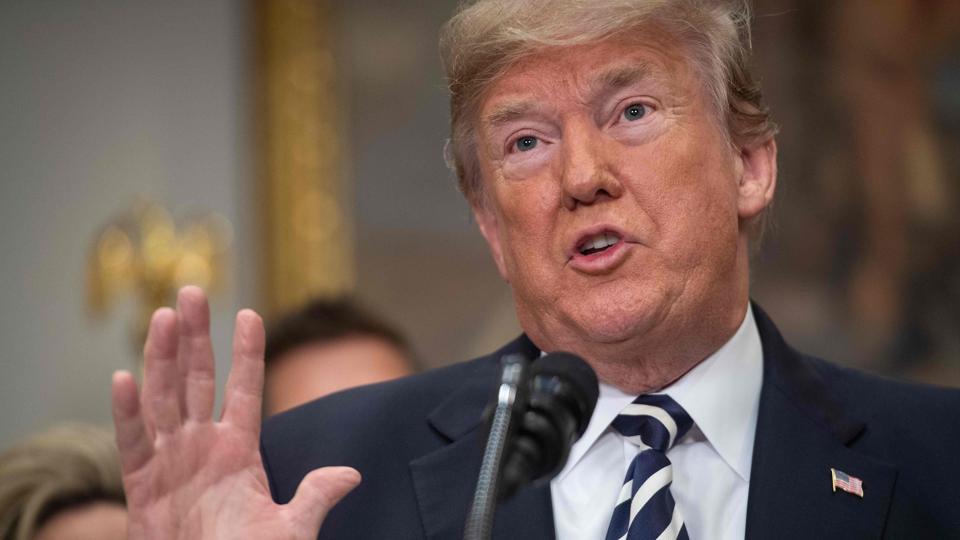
left=263, top=298, right=414, bottom=416
left=109, top=1, right=960, bottom=538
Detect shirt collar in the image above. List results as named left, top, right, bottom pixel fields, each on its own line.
left=554, top=304, right=763, bottom=482
left=659, top=304, right=762, bottom=481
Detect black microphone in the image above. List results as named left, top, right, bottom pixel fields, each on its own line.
left=464, top=352, right=598, bottom=540
left=497, top=352, right=599, bottom=501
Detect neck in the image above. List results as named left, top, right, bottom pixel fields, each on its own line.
left=583, top=300, right=748, bottom=393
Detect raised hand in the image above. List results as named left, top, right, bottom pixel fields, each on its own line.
left=111, top=286, right=360, bottom=539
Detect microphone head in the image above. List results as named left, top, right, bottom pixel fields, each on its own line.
left=530, top=352, right=599, bottom=436
left=494, top=351, right=599, bottom=501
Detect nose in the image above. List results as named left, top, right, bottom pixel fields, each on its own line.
left=559, top=120, right=623, bottom=211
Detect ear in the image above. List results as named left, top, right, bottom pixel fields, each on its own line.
left=472, top=203, right=510, bottom=282
left=736, top=137, right=777, bottom=219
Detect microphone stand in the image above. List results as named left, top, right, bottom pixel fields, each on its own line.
left=463, top=354, right=529, bottom=540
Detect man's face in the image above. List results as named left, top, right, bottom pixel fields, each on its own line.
left=472, top=35, right=775, bottom=364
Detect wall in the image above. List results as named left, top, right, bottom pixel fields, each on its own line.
left=0, top=1, right=253, bottom=449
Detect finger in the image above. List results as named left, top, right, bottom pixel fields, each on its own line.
left=287, top=467, right=361, bottom=533
left=111, top=370, right=153, bottom=474
left=220, top=309, right=265, bottom=434
left=141, top=308, right=182, bottom=436
left=177, top=286, right=216, bottom=422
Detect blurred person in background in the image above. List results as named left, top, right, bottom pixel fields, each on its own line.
left=263, top=298, right=415, bottom=416
left=0, top=424, right=126, bottom=540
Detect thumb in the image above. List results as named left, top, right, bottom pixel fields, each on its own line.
left=288, top=466, right=361, bottom=533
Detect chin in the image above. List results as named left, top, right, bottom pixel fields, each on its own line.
left=560, top=285, right=672, bottom=344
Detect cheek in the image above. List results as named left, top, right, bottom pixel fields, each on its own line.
left=491, top=180, right=560, bottom=278
left=626, top=130, right=740, bottom=261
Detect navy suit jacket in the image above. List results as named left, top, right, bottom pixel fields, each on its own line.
left=261, top=305, right=960, bottom=539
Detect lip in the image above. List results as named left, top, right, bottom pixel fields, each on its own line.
left=567, top=225, right=637, bottom=275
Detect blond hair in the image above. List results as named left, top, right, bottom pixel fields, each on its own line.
left=440, top=0, right=777, bottom=206
left=0, top=424, right=124, bottom=540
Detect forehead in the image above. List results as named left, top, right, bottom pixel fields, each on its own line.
left=479, top=34, right=698, bottom=117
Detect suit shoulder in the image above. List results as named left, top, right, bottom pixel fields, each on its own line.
left=805, top=354, right=960, bottom=411
left=259, top=354, right=496, bottom=505
left=802, top=354, right=960, bottom=443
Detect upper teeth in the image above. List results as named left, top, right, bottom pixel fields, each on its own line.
left=581, top=233, right=618, bottom=252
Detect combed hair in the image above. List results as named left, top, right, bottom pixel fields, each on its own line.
left=0, top=424, right=125, bottom=540
left=440, top=0, right=777, bottom=206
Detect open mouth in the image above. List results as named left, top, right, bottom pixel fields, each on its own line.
left=576, top=231, right=622, bottom=256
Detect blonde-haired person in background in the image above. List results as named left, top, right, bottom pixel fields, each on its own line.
left=0, top=424, right=126, bottom=540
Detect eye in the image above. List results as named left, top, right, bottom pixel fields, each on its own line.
left=514, top=135, right=539, bottom=152
left=622, top=102, right=647, bottom=121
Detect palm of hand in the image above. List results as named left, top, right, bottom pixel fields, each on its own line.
left=123, top=425, right=271, bottom=539
left=111, top=287, right=359, bottom=540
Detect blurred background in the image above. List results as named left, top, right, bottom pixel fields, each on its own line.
left=0, top=0, right=957, bottom=450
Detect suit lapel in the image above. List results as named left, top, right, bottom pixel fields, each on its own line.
left=409, top=335, right=555, bottom=540
left=746, top=305, right=897, bottom=539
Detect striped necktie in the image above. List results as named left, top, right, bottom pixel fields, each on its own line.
left=604, top=394, right=694, bottom=540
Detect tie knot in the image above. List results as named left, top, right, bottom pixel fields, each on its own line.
left=611, top=394, right=693, bottom=452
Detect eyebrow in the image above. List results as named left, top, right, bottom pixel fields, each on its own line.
left=481, top=99, right=541, bottom=131
left=590, top=63, right=653, bottom=101
left=480, top=62, right=655, bottom=130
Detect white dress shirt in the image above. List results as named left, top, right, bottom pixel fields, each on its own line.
left=550, top=305, right=763, bottom=540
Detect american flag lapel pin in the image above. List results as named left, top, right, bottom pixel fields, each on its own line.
left=831, top=468, right=864, bottom=498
